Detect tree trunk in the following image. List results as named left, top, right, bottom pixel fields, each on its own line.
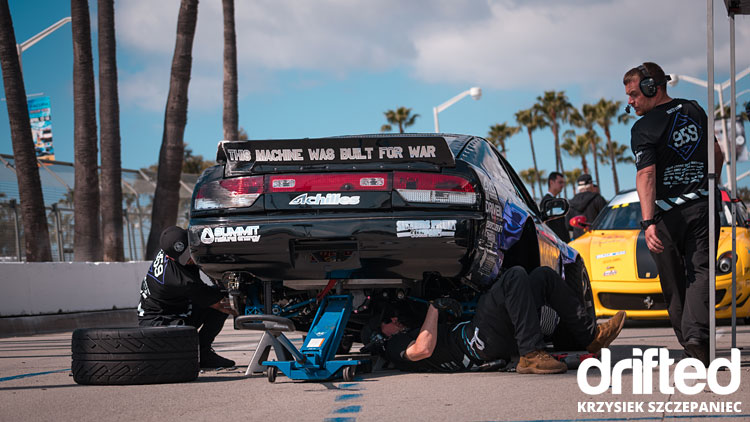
left=222, top=0, right=238, bottom=140
left=591, top=140, right=600, bottom=187
left=552, top=123, right=567, bottom=198
left=98, top=0, right=124, bottom=261
left=527, top=129, right=543, bottom=196
left=72, top=0, right=102, bottom=261
left=0, top=0, right=52, bottom=261
left=604, top=127, right=619, bottom=193
left=146, top=0, right=199, bottom=259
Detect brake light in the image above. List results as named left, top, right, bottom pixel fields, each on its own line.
left=268, top=173, right=389, bottom=192
left=393, top=172, right=477, bottom=205
left=194, top=176, right=264, bottom=210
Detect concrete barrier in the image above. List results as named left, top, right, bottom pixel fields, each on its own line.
left=0, top=261, right=149, bottom=316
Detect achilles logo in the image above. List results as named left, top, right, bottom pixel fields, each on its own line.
left=289, top=193, right=360, bottom=206
left=577, top=348, right=741, bottom=395
left=200, top=226, right=261, bottom=244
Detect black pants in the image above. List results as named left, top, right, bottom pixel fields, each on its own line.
left=139, top=306, right=228, bottom=351
left=652, top=199, right=720, bottom=347
left=462, top=266, right=596, bottom=362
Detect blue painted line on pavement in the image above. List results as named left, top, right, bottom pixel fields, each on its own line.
left=333, top=406, right=361, bottom=414
left=0, top=369, right=69, bottom=382
left=501, top=415, right=750, bottom=422
left=338, top=383, right=359, bottom=389
left=335, top=394, right=363, bottom=402
left=323, top=418, right=355, bottom=422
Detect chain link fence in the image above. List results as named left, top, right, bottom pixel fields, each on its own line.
left=0, top=154, right=197, bottom=262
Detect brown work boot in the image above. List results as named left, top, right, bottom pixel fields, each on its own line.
left=586, top=310, right=627, bottom=354
left=516, top=350, right=568, bottom=374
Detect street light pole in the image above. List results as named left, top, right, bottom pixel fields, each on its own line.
left=433, top=87, right=482, bottom=133
left=16, top=17, right=72, bottom=73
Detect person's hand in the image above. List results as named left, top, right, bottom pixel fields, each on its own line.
left=430, top=297, right=462, bottom=318
left=644, top=224, right=663, bottom=253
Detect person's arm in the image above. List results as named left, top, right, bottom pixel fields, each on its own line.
left=636, top=164, right=663, bottom=253
left=404, top=305, right=439, bottom=361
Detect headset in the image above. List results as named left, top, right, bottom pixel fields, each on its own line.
left=637, top=64, right=671, bottom=98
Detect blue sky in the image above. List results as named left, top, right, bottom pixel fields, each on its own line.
left=1, top=0, right=749, bottom=200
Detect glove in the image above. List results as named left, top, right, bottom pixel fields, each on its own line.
left=430, top=297, right=462, bottom=318
left=360, top=331, right=387, bottom=356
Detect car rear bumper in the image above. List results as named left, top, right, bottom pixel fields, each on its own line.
left=591, top=276, right=750, bottom=319
left=188, top=212, right=481, bottom=282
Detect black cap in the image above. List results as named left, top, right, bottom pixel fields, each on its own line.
left=159, top=226, right=191, bottom=265
left=577, top=174, right=593, bottom=186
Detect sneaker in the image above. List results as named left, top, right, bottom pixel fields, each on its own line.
left=516, top=350, right=568, bottom=374
left=586, top=311, right=626, bottom=354
left=200, top=348, right=235, bottom=369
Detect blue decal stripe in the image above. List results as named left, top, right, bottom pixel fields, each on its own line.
left=0, top=368, right=69, bottom=382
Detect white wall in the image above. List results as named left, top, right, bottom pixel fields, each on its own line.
left=0, top=261, right=150, bottom=316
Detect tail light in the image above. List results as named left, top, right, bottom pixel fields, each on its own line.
left=393, top=172, right=477, bottom=205
left=268, top=173, right=389, bottom=192
left=194, top=176, right=264, bottom=210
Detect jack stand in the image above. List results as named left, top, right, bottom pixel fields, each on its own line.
left=236, top=294, right=361, bottom=382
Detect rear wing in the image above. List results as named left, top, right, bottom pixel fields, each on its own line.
left=216, top=136, right=456, bottom=177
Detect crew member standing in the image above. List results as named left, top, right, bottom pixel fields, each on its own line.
left=138, top=226, right=238, bottom=368
left=624, top=62, right=723, bottom=365
left=540, top=172, right=570, bottom=242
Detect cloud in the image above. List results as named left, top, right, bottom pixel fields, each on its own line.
left=114, top=0, right=750, bottom=105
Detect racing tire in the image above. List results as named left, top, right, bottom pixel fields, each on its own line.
left=72, top=326, right=199, bottom=385
left=564, top=258, right=596, bottom=322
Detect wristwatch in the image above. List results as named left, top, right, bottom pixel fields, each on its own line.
left=640, top=219, right=656, bottom=230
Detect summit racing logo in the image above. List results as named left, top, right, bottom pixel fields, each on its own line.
left=289, top=193, right=360, bottom=206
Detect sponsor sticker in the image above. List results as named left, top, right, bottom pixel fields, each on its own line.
left=596, top=250, right=626, bottom=259
left=289, top=193, right=360, bottom=206
left=200, top=226, right=261, bottom=244
left=396, top=220, right=456, bottom=238
left=306, top=338, right=324, bottom=348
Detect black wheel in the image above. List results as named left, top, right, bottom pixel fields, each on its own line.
left=564, top=258, right=596, bottom=321
left=342, top=365, right=355, bottom=382
left=71, top=326, right=199, bottom=385
left=267, top=365, right=278, bottom=383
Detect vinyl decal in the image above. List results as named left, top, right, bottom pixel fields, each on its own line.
left=396, top=220, right=456, bottom=238
left=596, top=250, right=626, bottom=259
left=200, top=226, right=261, bottom=244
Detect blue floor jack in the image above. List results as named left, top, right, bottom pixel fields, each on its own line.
left=235, top=292, right=361, bottom=382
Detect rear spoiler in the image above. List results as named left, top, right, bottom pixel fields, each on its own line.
left=216, top=136, right=456, bottom=176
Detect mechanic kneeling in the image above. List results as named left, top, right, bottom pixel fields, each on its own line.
left=374, top=266, right=626, bottom=374
left=137, top=226, right=238, bottom=369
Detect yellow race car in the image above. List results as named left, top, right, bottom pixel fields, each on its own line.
left=568, top=189, right=750, bottom=320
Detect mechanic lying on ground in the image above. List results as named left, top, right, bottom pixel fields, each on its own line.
left=377, top=266, right=626, bottom=374
left=137, top=226, right=238, bottom=369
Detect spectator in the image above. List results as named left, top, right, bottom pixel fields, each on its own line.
left=539, top=172, right=570, bottom=242
left=567, top=174, right=607, bottom=239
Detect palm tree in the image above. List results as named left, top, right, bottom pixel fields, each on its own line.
left=487, top=123, right=520, bottom=158
left=564, top=168, right=583, bottom=192
left=534, top=91, right=577, bottom=197
left=72, top=0, right=102, bottom=261
left=0, top=0, right=52, bottom=261
left=599, top=141, right=634, bottom=193
left=571, top=104, right=603, bottom=186
left=146, top=0, right=199, bottom=259
left=594, top=99, right=633, bottom=194
left=98, top=0, right=124, bottom=262
left=561, top=129, right=590, bottom=175
left=515, top=108, right=547, bottom=196
left=519, top=167, right=545, bottom=199
left=381, top=107, right=419, bottom=133
left=222, top=0, right=238, bottom=140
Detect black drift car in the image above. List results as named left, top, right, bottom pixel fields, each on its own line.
left=188, top=134, right=590, bottom=335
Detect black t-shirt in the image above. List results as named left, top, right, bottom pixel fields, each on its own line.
left=384, top=323, right=469, bottom=372
left=137, top=249, right=224, bottom=323
left=630, top=98, right=710, bottom=200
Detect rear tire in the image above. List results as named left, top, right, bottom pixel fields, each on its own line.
left=71, top=326, right=199, bottom=385
left=564, top=258, right=596, bottom=322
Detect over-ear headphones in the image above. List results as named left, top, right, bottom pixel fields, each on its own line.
left=637, top=64, right=671, bottom=98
